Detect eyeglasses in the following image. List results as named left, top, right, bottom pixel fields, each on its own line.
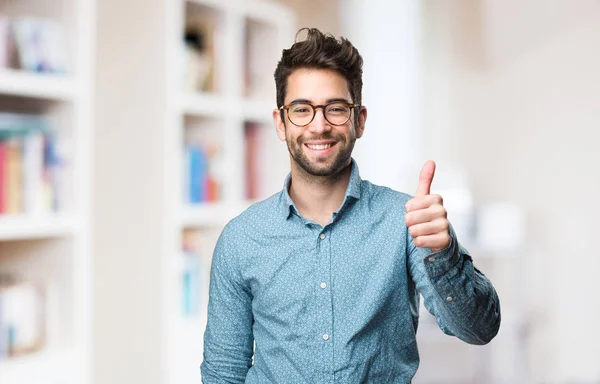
left=279, top=101, right=359, bottom=127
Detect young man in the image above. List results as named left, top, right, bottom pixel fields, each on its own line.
left=201, top=28, right=500, bottom=383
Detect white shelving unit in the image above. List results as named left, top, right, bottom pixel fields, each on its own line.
left=0, top=0, right=94, bottom=384
left=164, top=1, right=294, bottom=383
left=0, top=214, right=77, bottom=241
left=93, top=1, right=293, bottom=383
left=0, top=69, right=78, bottom=101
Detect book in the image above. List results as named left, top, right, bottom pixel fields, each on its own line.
left=0, top=113, right=60, bottom=215
left=11, top=17, right=68, bottom=73
left=0, top=280, right=46, bottom=359
left=22, top=130, right=45, bottom=214
left=0, top=142, right=5, bottom=213
left=183, top=17, right=218, bottom=93
left=187, top=145, right=207, bottom=203
left=244, top=122, right=260, bottom=200
left=184, top=142, right=221, bottom=204
left=3, top=137, right=22, bottom=213
left=180, top=227, right=221, bottom=317
left=0, top=14, right=9, bottom=68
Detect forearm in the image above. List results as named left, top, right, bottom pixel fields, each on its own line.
left=201, top=228, right=254, bottom=382
left=202, top=327, right=253, bottom=383
left=412, top=227, right=501, bottom=345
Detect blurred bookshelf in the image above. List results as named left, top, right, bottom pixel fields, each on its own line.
left=164, top=1, right=294, bottom=383
left=0, top=214, right=77, bottom=240
left=92, top=0, right=293, bottom=382
left=0, top=0, right=93, bottom=384
left=0, top=69, right=77, bottom=101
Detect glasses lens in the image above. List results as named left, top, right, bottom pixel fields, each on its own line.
left=288, top=103, right=314, bottom=126
left=325, top=102, right=351, bottom=125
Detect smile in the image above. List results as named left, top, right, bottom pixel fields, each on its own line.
left=306, top=143, right=334, bottom=150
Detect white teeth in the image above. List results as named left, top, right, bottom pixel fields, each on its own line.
left=307, top=143, right=333, bottom=150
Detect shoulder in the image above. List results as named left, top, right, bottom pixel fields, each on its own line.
left=360, top=179, right=413, bottom=211
left=221, top=192, right=282, bottom=241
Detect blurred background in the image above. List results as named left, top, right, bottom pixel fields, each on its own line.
left=1, top=0, right=599, bottom=383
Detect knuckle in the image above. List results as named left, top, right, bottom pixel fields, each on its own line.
left=441, top=232, right=451, bottom=245
left=412, top=224, right=424, bottom=237
left=435, top=204, right=447, bottom=217
left=439, top=218, right=449, bottom=230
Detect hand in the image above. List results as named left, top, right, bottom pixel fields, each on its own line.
left=404, top=160, right=450, bottom=252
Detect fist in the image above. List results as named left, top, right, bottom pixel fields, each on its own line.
left=404, top=160, right=450, bottom=252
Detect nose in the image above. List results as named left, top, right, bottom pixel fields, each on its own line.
left=307, top=107, right=331, bottom=134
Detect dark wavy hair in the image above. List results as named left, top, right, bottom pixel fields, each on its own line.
left=274, top=28, right=363, bottom=110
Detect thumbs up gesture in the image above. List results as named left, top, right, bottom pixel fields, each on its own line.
left=404, top=160, right=450, bottom=252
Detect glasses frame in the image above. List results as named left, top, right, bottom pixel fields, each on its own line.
left=279, top=101, right=360, bottom=127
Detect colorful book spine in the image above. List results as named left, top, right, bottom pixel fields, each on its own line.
left=0, top=113, right=62, bottom=215
left=185, top=143, right=219, bottom=204
left=245, top=122, right=266, bottom=200
left=43, top=134, right=59, bottom=211
left=0, top=142, right=6, bottom=213
left=3, top=138, right=22, bottom=214
left=22, top=130, right=44, bottom=214
left=187, top=145, right=206, bottom=203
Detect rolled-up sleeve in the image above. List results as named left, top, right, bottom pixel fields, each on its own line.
left=408, top=224, right=501, bottom=345
left=201, top=227, right=254, bottom=383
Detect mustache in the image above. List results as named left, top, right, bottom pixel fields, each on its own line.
left=298, top=133, right=345, bottom=143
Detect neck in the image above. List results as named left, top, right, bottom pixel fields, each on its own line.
left=288, top=160, right=352, bottom=226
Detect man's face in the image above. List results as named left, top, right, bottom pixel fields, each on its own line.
left=273, top=68, right=366, bottom=178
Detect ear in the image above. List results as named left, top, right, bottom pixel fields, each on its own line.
left=355, top=106, right=367, bottom=139
left=273, top=108, right=286, bottom=141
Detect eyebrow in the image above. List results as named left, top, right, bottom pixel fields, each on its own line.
left=289, top=97, right=351, bottom=105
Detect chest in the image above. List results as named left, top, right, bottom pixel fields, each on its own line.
left=242, top=217, right=409, bottom=314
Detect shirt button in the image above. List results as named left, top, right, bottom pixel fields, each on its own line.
left=319, top=233, right=325, bottom=240
left=447, top=296, right=453, bottom=302
left=320, top=282, right=327, bottom=289
left=322, top=333, right=329, bottom=341
left=428, top=257, right=436, bottom=262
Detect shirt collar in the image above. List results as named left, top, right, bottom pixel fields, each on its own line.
left=280, top=158, right=362, bottom=220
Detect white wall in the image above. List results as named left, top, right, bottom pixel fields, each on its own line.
left=422, top=1, right=600, bottom=382
left=278, top=0, right=340, bottom=36
left=341, top=0, right=600, bottom=382
left=93, top=0, right=167, bottom=383
left=340, top=0, right=423, bottom=193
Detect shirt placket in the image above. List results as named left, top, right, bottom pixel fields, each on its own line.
left=315, top=226, right=335, bottom=384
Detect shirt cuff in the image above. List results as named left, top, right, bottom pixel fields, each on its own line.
left=422, top=224, right=465, bottom=279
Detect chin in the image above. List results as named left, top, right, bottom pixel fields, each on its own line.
left=299, top=159, right=347, bottom=178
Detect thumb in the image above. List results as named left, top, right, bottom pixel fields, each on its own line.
left=415, top=160, right=436, bottom=197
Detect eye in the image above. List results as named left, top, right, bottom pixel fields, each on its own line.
left=327, top=104, right=350, bottom=113
left=290, top=104, right=312, bottom=114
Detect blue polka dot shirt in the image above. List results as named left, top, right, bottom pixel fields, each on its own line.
left=201, top=159, right=500, bottom=383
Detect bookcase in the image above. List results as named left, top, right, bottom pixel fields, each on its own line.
left=0, top=0, right=94, bottom=384
left=165, top=1, right=294, bottom=382
left=94, top=1, right=294, bottom=383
